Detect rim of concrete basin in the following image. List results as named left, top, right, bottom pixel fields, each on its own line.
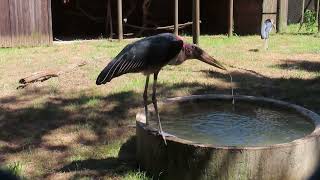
left=136, top=94, right=320, bottom=150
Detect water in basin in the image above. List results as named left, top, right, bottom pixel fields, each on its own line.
left=149, top=101, right=315, bottom=146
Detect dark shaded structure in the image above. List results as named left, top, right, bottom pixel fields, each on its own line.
left=0, top=0, right=282, bottom=47
left=51, top=0, right=264, bottom=38
left=288, top=0, right=317, bottom=24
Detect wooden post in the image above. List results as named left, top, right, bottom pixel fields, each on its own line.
left=300, top=0, right=305, bottom=27
left=174, top=0, right=179, bottom=36
left=316, top=0, right=320, bottom=32
left=228, top=0, right=234, bottom=37
left=48, top=0, right=53, bottom=45
left=277, top=0, right=288, bottom=33
left=117, top=0, right=123, bottom=40
left=192, top=0, right=200, bottom=45
left=106, top=0, right=114, bottom=39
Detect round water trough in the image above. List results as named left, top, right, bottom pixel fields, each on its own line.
left=136, top=95, right=320, bottom=180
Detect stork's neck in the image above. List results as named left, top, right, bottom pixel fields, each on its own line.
left=182, top=43, right=194, bottom=58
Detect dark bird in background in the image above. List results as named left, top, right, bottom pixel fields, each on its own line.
left=96, top=33, right=227, bottom=144
left=261, top=19, right=275, bottom=50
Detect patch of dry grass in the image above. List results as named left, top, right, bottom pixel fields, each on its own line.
left=0, top=28, right=319, bottom=179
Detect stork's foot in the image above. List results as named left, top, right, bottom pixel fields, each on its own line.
left=158, top=123, right=167, bottom=146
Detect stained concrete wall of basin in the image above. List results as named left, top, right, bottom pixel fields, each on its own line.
left=136, top=95, right=320, bottom=180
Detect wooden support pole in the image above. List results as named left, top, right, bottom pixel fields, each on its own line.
left=317, top=0, right=320, bottom=32
left=277, top=0, right=288, bottom=33
left=300, top=0, right=305, bottom=26
left=117, top=0, right=123, bottom=40
left=228, top=0, right=234, bottom=37
left=48, top=0, right=53, bottom=45
left=174, top=0, right=179, bottom=36
left=192, top=0, right=200, bottom=45
left=106, top=0, right=113, bottom=39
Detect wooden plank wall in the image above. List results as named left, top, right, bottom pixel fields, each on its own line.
left=0, top=0, right=12, bottom=47
left=262, top=0, right=278, bottom=27
left=0, top=0, right=52, bottom=47
left=234, top=0, right=263, bottom=34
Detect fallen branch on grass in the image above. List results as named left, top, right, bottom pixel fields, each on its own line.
left=17, top=61, right=87, bottom=89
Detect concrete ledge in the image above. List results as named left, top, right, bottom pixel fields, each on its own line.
left=136, top=94, right=320, bottom=180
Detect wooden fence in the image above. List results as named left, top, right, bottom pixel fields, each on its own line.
left=0, top=0, right=52, bottom=47
left=262, top=0, right=278, bottom=27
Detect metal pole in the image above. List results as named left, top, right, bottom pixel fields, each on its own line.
left=228, top=0, right=234, bottom=36
left=174, top=0, right=179, bottom=36
left=192, top=0, right=200, bottom=45
left=117, top=0, right=123, bottom=40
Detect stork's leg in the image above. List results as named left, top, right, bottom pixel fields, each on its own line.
left=264, top=38, right=269, bottom=50
left=144, top=75, right=150, bottom=125
left=152, top=72, right=167, bottom=145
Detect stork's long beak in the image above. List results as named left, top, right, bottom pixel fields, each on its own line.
left=199, top=52, right=227, bottom=71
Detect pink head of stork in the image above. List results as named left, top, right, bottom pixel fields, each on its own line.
left=96, top=33, right=227, bottom=144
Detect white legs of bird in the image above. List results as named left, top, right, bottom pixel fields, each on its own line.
left=143, top=73, right=167, bottom=145
left=152, top=72, right=167, bottom=145
left=264, top=38, right=269, bottom=50
left=143, top=75, right=150, bottom=125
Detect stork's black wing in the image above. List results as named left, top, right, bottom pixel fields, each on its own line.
left=96, top=33, right=183, bottom=85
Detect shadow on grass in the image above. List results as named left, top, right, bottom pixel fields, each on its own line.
left=270, top=59, right=320, bottom=73
left=0, top=89, right=141, bottom=152
left=1, top=63, right=320, bottom=145
left=1, top=59, right=320, bottom=178
left=0, top=169, right=19, bottom=180
left=248, top=48, right=259, bottom=52
left=58, top=136, right=137, bottom=177
left=280, top=31, right=318, bottom=36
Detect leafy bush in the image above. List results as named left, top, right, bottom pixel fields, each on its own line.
left=304, top=10, right=317, bottom=32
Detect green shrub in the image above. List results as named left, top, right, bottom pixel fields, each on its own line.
left=304, top=10, right=317, bottom=32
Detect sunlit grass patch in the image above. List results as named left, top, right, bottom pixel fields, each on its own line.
left=104, top=141, right=123, bottom=158
left=68, top=147, right=94, bottom=162
left=84, top=98, right=102, bottom=108
left=0, top=25, right=319, bottom=179
left=122, top=170, right=150, bottom=180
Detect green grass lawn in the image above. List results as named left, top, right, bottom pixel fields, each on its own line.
left=0, top=25, right=319, bottom=179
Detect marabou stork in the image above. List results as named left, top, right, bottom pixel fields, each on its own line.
left=96, top=33, right=227, bottom=144
left=261, top=19, right=275, bottom=50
